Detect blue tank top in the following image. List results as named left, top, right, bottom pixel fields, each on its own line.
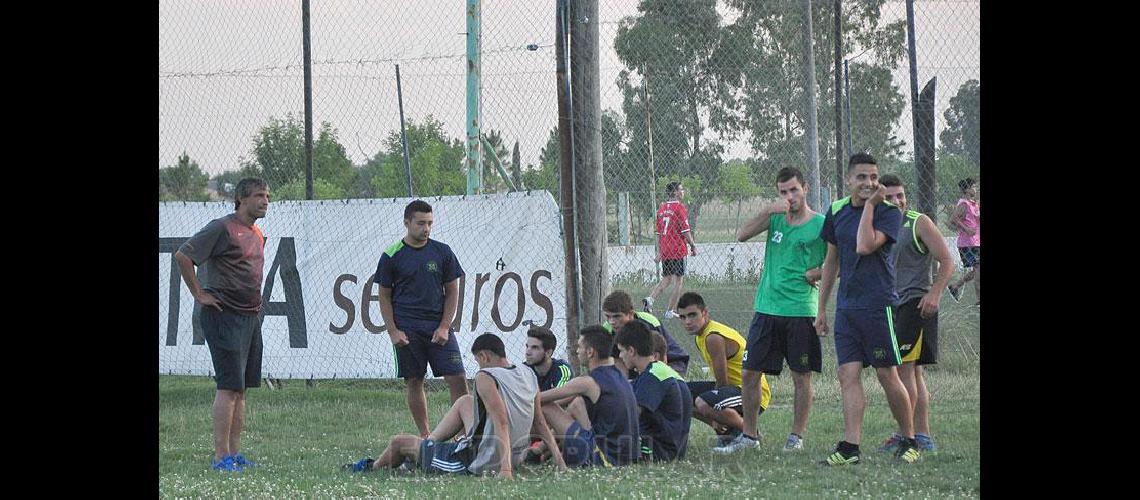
left=584, top=364, right=640, bottom=465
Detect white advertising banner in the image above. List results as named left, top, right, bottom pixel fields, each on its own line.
left=159, top=192, right=567, bottom=379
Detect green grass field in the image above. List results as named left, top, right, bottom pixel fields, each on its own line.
left=159, top=284, right=980, bottom=497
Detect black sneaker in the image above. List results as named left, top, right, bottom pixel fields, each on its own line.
left=894, top=438, right=921, bottom=463
left=820, top=442, right=860, bottom=466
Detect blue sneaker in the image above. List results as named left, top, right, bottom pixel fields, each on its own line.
left=212, top=455, right=244, bottom=472
left=342, top=458, right=375, bottom=473
left=915, top=434, right=937, bottom=452
left=232, top=453, right=257, bottom=467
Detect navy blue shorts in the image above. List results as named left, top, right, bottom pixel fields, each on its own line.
left=200, top=306, right=263, bottom=391
left=395, top=325, right=465, bottom=379
left=418, top=438, right=474, bottom=474
left=958, top=246, right=980, bottom=267
left=833, top=307, right=902, bottom=368
left=662, top=258, right=686, bottom=276
left=743, top=312, right=822, bottom=375
left=562, top=421, right=613, bottom=467
left=893, top=298, right=939, bottom=365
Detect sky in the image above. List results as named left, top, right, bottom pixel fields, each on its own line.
left=159, top=0, right=979, bottom=176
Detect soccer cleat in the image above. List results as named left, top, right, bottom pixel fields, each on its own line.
left=820, top=443, right=860, bottom=466
left=664, top=310, right=680, bottom=319
left=231, top=453, right=257, bottom=467
left=712, top=433, right=760, bottom=455
left=643, top=297, right=654, bottom=313
left=947, top=284, right=963, bottom=303
left=212, top=455, right=244, bottom=472
left=877, top=433, right=904, bottom=453
left=914, top=434, right=937, bottom=452
left=782, top=433, right=804, bottom=452
left=894, top=438, right=921, bottom=463
left=342, top=458, right=375, bottom=473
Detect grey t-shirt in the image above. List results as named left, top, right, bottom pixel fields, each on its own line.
left=463, top=364, right=538, bottom=475
left=892, top=210, right=934, bottom=304
left=178, top=214, right=266, bottom=314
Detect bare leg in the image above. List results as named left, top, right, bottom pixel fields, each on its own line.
left=894, top=362, right=917, bottom=436
left=648, top=275, right=670, bottom=303
left=875, top=365, right=915, bottom=439
left=693, top=398, right=717, bottom=429
left=212, top=390, right=239, bottom=461
left=228, top=389, right=246, bottom=456
left=668, top=275, right=684, bottom=312
left=710, top=407, right=744, bottom=431
left=406, top=378, right=430, bottom=437
left=374, top=434, right=423, bottom=469
left=741, top=369, right=763, bottom=437
left=543, top=397, right=585, bottom=436
left=791, top=371, right=813, bottom=437
left=914, top=366, right=931, bottom=436
left=837, top=362, right=865, bottom=445
left=427, top=394, right=474, bottom=442
left=973, top=263, right=980, bottom=302
left=444, top=375, right=469, bottom=404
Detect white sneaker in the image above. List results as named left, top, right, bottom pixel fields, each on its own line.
left=712, top=433, right=760, bottom=454
left=664, top=310, right=680, bottom=319
left=782, top=433, right=804, bottom=451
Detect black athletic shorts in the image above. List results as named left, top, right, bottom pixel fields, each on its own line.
left=742, top=312, right=821, bottom=375
left=892, top=297, right=938, bottom=365
left=201, top=306, right=263, bottom=391
left=662, top=258, right=686, bottom=276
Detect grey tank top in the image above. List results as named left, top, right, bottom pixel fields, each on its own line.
left=465, top=364, right=538, bottom=474
left=893, top=211, right=933, bottom=304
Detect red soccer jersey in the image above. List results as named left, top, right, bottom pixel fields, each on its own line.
left=655, top=200, right=691, bottom=259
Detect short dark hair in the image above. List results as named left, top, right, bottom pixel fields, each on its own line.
left=651, top=332, right=668, bottom=362
left=958, top=177, right=975, bottom=192
left=579, top=325, right=613, bottom=360
left=614, top=320, right=655, bottom=357
left=879, top=174, right=903, bottom=188
left=471, top=333, right=506, bottom=358
left=776, top=167, right=805, bottom=186
left=526, top=326, right=557, bottom=353
left=666, top=181, right=681, bottom=197
left=847, top=152, right=878, bottom=172
left=404, top=199, right=433, bottom=220
left=676, top=292, right=706, bottom=310
left=602, top=290, right=635, bottom=314
left=234, top=177, right=268, bottom=211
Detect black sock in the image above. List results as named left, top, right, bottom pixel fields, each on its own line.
left=838, top=441, right=860, bottom=455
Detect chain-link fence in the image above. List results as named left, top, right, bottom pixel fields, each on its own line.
left=159, top=0, right=980, bottom=379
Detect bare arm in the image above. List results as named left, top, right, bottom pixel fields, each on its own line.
left=917, top=214, right=956, bottom=318
left=378, top=287, right=408, bottom=346
left=475, top=372, right=514, bottom=479
left=684, top=231, right=697, bottom=256
left=541, top=376, right=598, bottom=405
left=736, top=201, right=787, bottom=242
left=432, top=278, right=460, bottom=345
left=531, top=396, right=568, bottom=471
left=814, top=243, right=840, bottom=337
left=174, top=250, right=222, bottom=310
left=855, top=187, right=890, bottom=256
left=704, top=333, right=731, bottom=387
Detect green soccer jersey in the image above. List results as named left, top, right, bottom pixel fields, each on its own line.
left=753, top=212, right=827, bottom=317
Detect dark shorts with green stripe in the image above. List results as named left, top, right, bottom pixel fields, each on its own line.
left=833, top=307, right=901, bottom=368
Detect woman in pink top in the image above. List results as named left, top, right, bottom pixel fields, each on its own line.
left=947, top=178, right=979, bottom=306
